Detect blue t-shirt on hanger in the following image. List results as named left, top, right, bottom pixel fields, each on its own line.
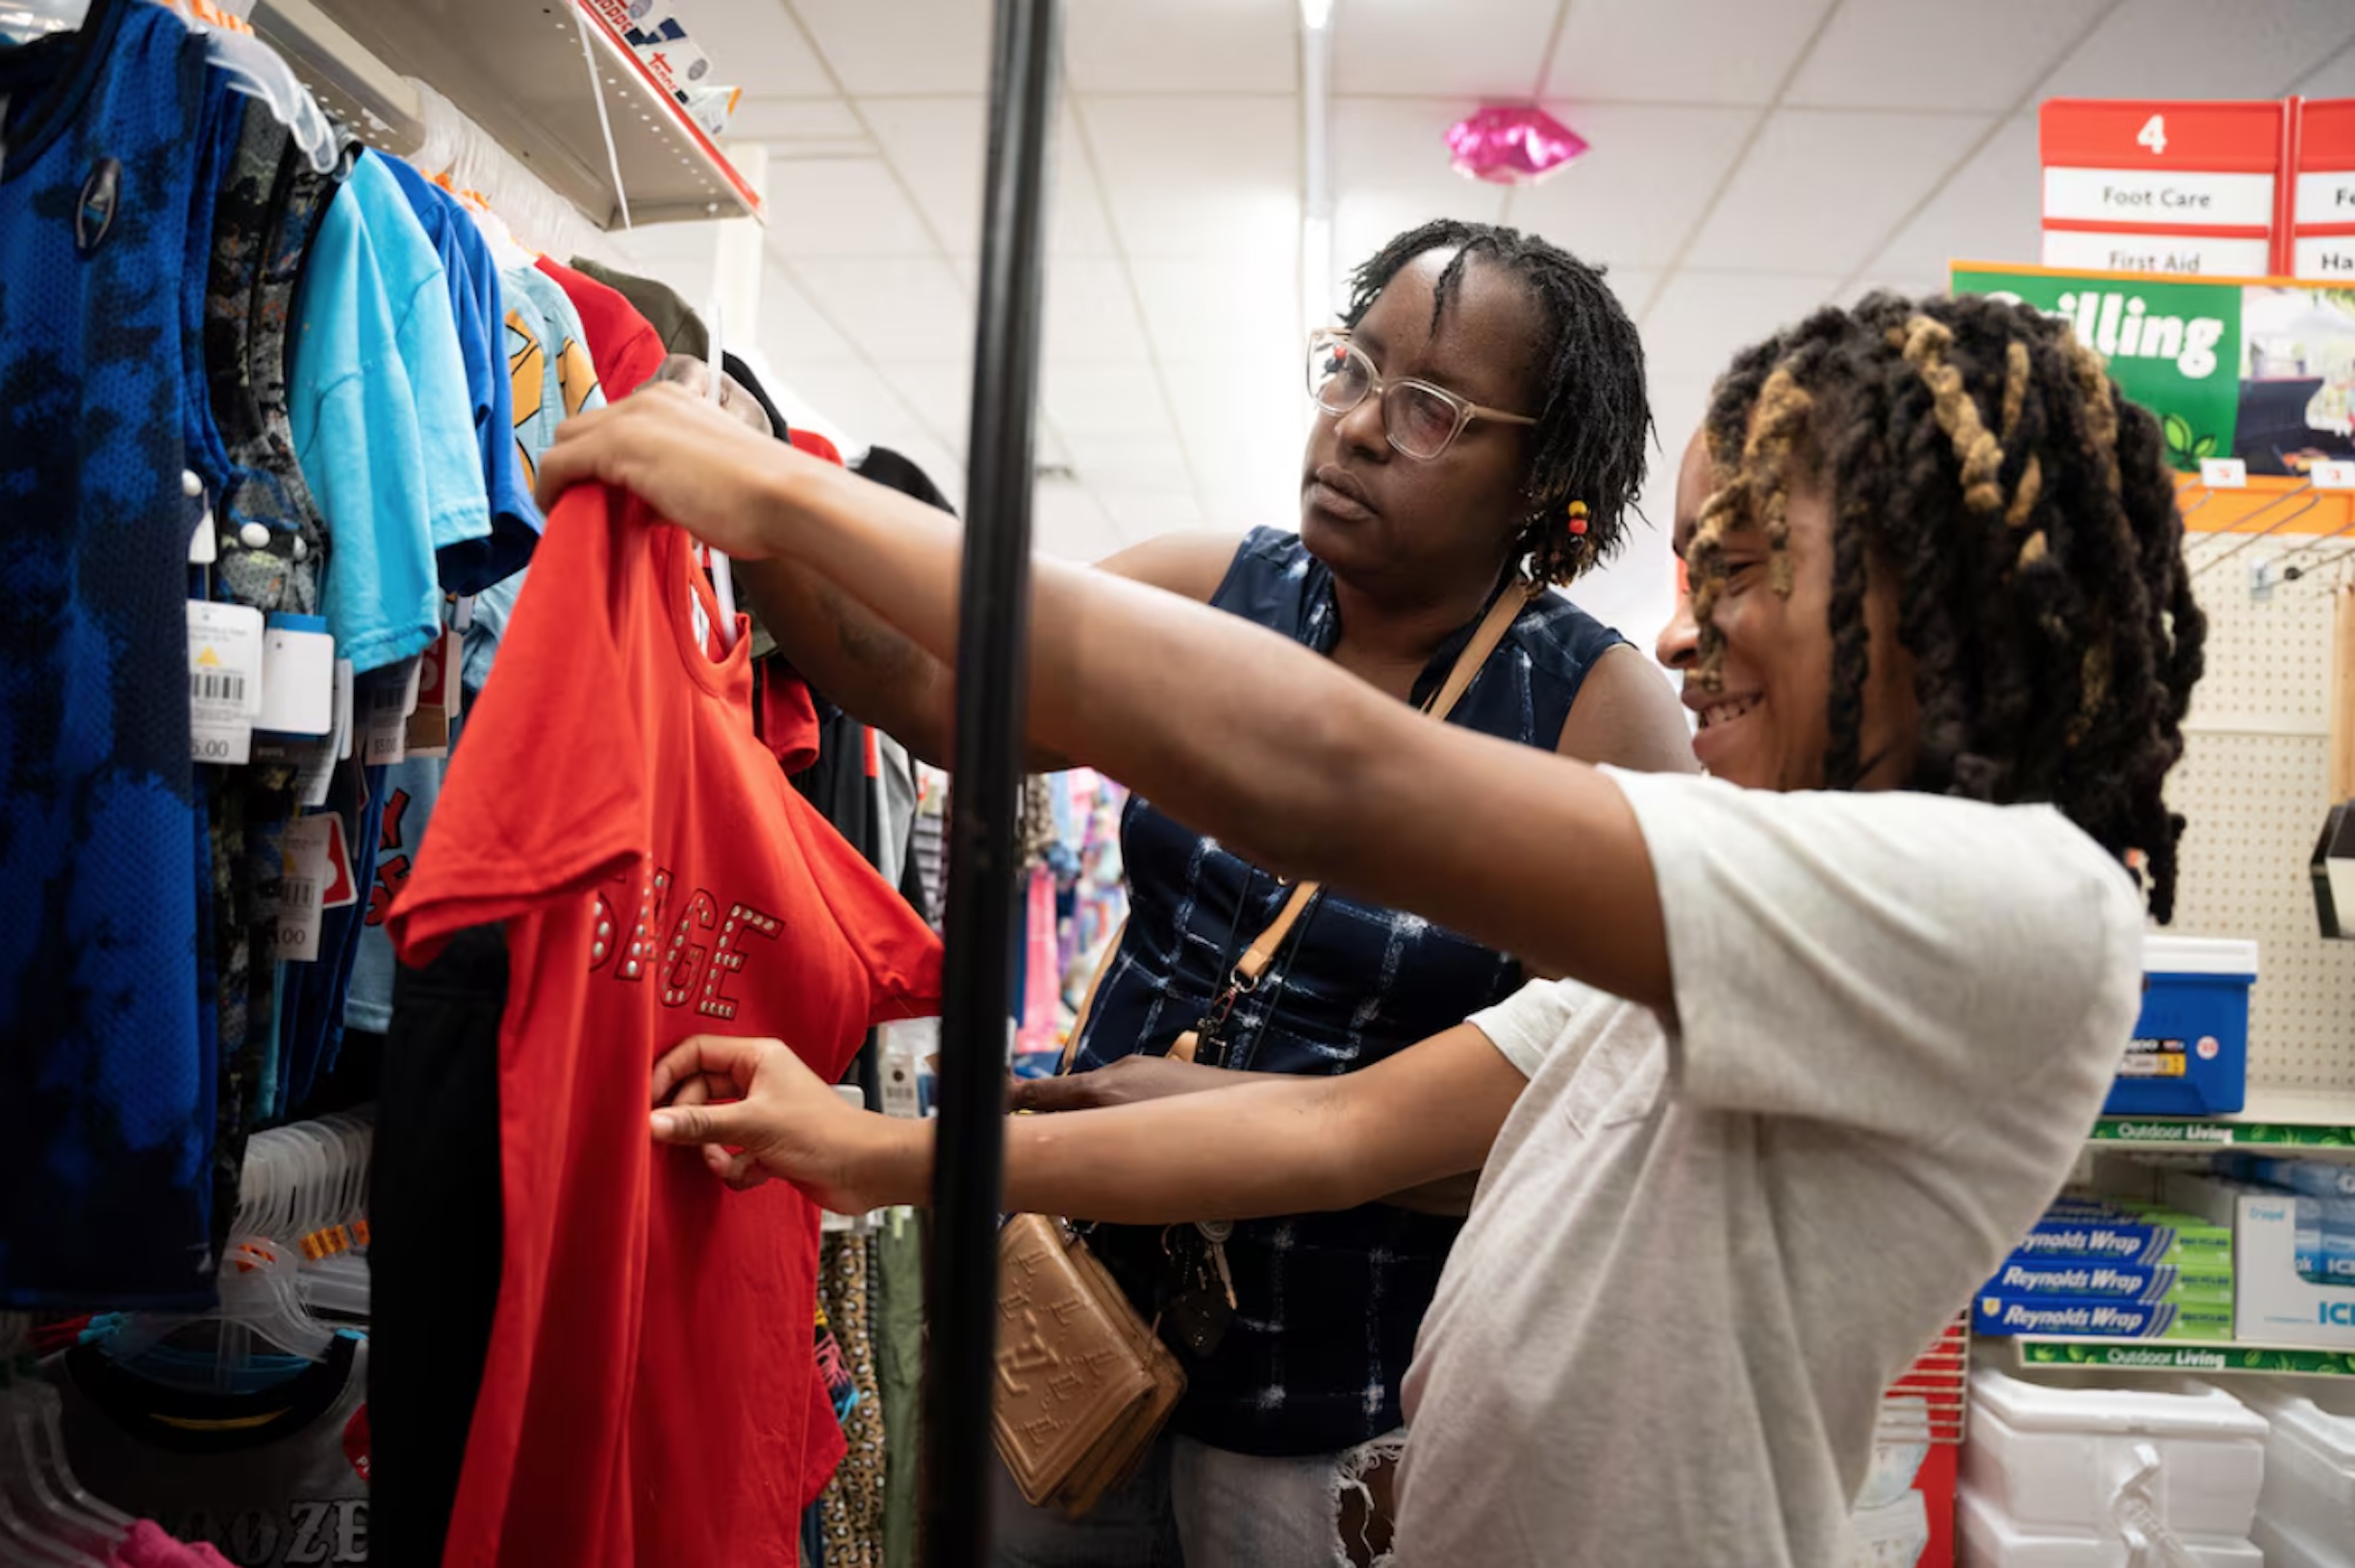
left=380, top=154, right=542, bottom=594
left=289, top=160, right=458, bottom=674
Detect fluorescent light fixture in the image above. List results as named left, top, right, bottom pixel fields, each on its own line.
left=1300, top=0, right=1332, bottom=31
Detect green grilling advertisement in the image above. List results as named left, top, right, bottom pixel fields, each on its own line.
left=1949, top=264, right=2355, bottom=477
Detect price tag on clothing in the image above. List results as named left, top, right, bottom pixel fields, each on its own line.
left=319, top=811, right=359, bottom=910
left=360, top=659, right=418, bottom=765
left=260, top=816, right=333, bottom=963
left=405, top=629, right=460, bottom=758
left=188, top=601, right=265, bottom=766
left=291, top=660, right=356, bottom=810
left=256, top=615, right=335, bottom=736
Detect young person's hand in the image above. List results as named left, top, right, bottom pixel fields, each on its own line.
left=536, top=381, right=823, bottom=561
left=649, top=1034, right=924, bottom=1214
left=1008, top=1054, right=1251, bottom=1113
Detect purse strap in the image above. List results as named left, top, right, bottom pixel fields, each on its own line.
left=1231, top=576, right=1532, bottom=986
left=1057, top=577, right=1533, bottom=1072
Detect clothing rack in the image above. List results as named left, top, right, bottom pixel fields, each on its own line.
left=924, top=0, right=1062, bottom=1558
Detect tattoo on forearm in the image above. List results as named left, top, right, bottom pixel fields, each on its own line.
left=823, top=580, right=920, bottom=679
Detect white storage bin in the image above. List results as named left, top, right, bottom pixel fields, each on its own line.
left=2253, top=1514, right=2351, bottom=1568
left=1963, top=1369, right=2267, bottom=1538
left=1960, top=1488, right=2261, bottom=1568
left=2243, top=1381, right=2355, bottom=1563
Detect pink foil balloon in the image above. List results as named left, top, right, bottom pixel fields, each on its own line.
left=1445, top=105, right=1588, bottom=186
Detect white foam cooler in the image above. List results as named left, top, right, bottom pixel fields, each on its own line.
left=1960, top=1489, right=2262, bottom=1568
left=1963, top=1370, right=2268, bottom=1538
left=2244, top=1382, right=2355, bottom=1566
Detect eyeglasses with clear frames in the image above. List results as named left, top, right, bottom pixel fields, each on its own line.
left=1304, top=329, right=1537, bottom=462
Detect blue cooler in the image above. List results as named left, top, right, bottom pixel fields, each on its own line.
left=2103, top=936, right=2259, bottom=1116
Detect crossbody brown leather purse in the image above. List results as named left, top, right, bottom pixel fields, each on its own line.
left=991, top=577, right=1534, bottom=1515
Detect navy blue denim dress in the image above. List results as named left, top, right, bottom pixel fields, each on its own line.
left=1071, top=527, right=1628, bottom=1456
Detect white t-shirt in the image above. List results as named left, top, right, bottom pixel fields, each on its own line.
left=1395, top=770, right=2144, bottom=1568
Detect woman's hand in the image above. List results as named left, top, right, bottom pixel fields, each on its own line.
left=1008, top=1054, right=1259, bottom=1113
left=649, top=1034, right=926, bottom=1214
left=536, top=381, right=822, bottom=561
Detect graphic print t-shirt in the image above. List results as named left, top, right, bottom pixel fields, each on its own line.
left=388, top=485, right=944, bottom=1568
left=52, top=1334, right=371, bottom=1566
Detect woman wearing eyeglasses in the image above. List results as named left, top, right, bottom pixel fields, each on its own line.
left=695, top=219, right=1692, bottom=1565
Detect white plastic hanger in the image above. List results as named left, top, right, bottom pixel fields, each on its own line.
left=163, top=1, right=339, bottom=174
left=0, top=0, right=89, bottom=42
left=703, top=299, right=741, bottom=653
left=0, top=1321, right=109, bottom=1568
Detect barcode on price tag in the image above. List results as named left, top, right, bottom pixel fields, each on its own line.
left=190, top=668, right=249, bottom=705
left=360, top=659, right=418, bottom=765
left=189, top=601, right=265, bottom=766
left=261, top=817, right=335, bottom=963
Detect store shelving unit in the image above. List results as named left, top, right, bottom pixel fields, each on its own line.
left=2014, top=1338, right=2355, bottom=1378
left=2087, top=1088, right=2355, bottom=1157
left=249, top=0, right=761, bottom=228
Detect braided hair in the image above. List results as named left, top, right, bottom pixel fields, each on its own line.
left=1344, top=220, right=1650, bottom=585
left=1690, top=291, right=2206, bottom=922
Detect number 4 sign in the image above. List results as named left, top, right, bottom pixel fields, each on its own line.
left=2039, top=98, right=2285, bottom=278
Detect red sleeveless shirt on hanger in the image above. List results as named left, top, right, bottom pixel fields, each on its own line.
left=390, top=483, right=943, bottom=1567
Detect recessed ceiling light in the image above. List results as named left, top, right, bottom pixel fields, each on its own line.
left=1300, top=0, right=1332, bottom=30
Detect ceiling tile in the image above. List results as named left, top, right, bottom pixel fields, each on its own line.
left=2036, top=0, right=2355, bottom=100
left=683, top=0, right=836, bottom=96
left=1046, top=365, right=1177, bottom=437
left=758, top=260, right=863, bottom=366
left=1332, top=0, right=1561, bottom=97
left=793, top=254, right=972, bottom=361
left=762, top=158, right=938, bottom=255
left=1033, top=480, right=1125, bottom=561
left=1329, top=97, right=1508, bottom=282
left=783, top=362, right=939, bottom=449
left=1095, top=490, right=1206, bottom=540
left=1864, top=114, right=2038, bottom=283
left=1604, top=266, right=1662, bottom=320
left=1064, top=433, right=1194, bottom=495
left=1684, top=109, right=1990, bottom=275
left=1546, top=0, right=1838, bottom=105
left=1080, top=95, right=1300, bottom=256
left=1836, top=275, right=1954, bottom=309
left=1505, top=103, right=1761, bottom=270
left=2293, top=38, right=2355, bottom=97
left=861, top=98, right=1118, bottom=257
left=1785, top=0, right=2106, bottom=113
left=1639, top=270, right=1842, bottom=383
left=1643, top=374, right=1718, bottom=456
left=1043, top=256, right=1150, bottom=364
left=789, top=0, right=991, bottom=95
left=1128, top=255, right=1299, bottom=359
left=724, top=95, right=869, bottom=147
left=1065, top=0, right=1296, bottom=93
left=877, top=363, right=973, bottom=450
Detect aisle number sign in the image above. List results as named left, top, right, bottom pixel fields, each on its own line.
left=1952, top=264, right=2355, bottom=479
left=2039, top=99, right=2286, bottom=279
left=2294, top=99, right=2355, bottom=282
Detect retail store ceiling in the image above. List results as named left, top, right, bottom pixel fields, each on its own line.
left=606, top=0, right=2355, bottom=647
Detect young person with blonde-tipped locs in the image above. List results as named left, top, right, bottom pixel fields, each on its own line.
left=531, top=291, right=2205, bottom=1567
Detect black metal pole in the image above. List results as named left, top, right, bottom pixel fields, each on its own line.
left=923, top=2, right=1059, bottom=1563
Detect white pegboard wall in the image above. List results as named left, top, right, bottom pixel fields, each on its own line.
left=2166, top=534, right=2355, bottom=1091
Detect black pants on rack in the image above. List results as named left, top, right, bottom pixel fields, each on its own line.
left=368, top=924, right=509, bottom=1568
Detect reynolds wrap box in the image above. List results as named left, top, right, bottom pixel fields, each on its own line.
left=2013, top=1207, right=2233, bottom=1269
left=1985, top=1257, right=2235, bottom=1304
left=1972, top=1292, right=2237, bottom=1340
